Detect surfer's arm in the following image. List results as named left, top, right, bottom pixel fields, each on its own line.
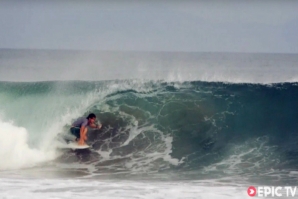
left=89, top=122, right=102, bottom=129
left=78, top=126, right=87, bottom=145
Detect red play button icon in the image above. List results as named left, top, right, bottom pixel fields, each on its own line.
left=247, top=186, right=256, bottom=197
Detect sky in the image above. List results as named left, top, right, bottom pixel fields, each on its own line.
left=0, top=1, right=298, bottom=53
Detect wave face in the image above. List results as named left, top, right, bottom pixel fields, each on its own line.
left=1, top=80, right=298, bottom=183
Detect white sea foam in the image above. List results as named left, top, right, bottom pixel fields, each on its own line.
left=0, top=119, right=55, bottom=170
left=0, top=177, right=248, bottom=199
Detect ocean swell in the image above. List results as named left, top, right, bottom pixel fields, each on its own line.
left=0, top=80, right=298, bottom=182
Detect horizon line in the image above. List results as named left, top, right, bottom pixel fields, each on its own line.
left=0, top=48, right=297, bottom=55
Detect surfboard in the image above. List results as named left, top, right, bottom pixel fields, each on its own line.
left=57, top=142, right=90, bottom=149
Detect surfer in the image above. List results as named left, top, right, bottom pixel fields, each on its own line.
left=70, top=113, right=102, bottom=145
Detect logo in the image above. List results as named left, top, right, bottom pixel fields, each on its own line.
left=247, top=186, right=298, bottom=197
left=247, top=186, right=256, bottom=197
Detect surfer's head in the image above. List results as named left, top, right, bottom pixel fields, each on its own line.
left=87, top=113, right=96, bottom=124
left=87, top=113, right=96, bottom=119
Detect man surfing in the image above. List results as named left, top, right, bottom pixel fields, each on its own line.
left=70, top=113, right=102, bottom=145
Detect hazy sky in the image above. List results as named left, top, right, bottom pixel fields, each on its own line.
left=1, top=1, right=298, bottom=53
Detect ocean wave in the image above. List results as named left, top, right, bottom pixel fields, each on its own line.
left=0, top=80, right=297, bottom=182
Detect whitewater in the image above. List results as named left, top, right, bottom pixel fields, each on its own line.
left=0, top=49, right=298, bottom=199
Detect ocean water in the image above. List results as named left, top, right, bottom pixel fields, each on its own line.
left=0, top=49, right=298, bottom=199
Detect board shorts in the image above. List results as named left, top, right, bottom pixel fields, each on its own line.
left=70, top=127, right=81, bottom=139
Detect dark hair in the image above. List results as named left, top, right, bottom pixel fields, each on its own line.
left=87, top=113, right=96, bottom=119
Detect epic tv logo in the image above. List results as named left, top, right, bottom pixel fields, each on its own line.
left=247, top=186, right=297, bottom=197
